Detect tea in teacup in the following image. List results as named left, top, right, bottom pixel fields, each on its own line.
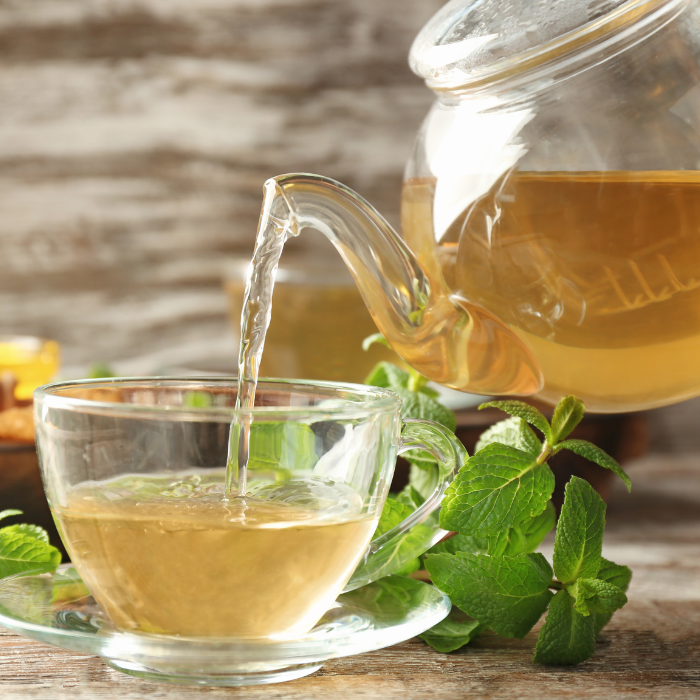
left=53, top=470, right=376, bottom=638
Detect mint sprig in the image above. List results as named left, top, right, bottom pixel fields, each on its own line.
left=363, top=340, right=633, bottom=666
left=429, top=403, right=631, bottom=665
left=0, top=510, right=61, bottom=580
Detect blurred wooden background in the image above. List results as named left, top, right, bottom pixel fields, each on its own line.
left=2, top=0, right=700, bottom=450
left=0, top=0, right=442, bottom=375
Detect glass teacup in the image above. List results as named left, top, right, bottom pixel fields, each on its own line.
left=34, top=377, right=461, bottom=640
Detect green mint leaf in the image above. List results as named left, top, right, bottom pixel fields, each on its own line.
left=428, top=532, right=490, bottom=556
left=340, top=576, right=421, bottom=619
left=553, top=476, right=605, bottom=584
left=0, top=528, right=62, bottom=580
left=395, top=389, right=456, bottom=432
left=0, top=510, right=22, bottom=522
left=182, top=391, right=213, bottom=408
left=451, top=528, right=540, bottom=558
left=593, top=558, right=633, bottom=636
left=416, top=385, right=440, bottom=399
left=509, top=502, right=557, bottom=555
left=364, top=362, right=438, bottom=398
left=87, top=362, right=116, bottom=379
left=366, top=354, right=457, bottom=495
left=366, top=359, right=455, bottom=467
left=246, top=421, right=318, bottom=472
left=440, top=443, right=555, bottom=535
left=395, top=389, right=457, bottom=468
left=2, top=524, right=50, bottom=544
left=397, top=484, right=426, bottom=510
left=362, top=333, right=392, bottom=351
left=375, top=497, right=413, bottom=537
left=363, top=497, right=423, bottom=576
left=394, top=490, right=415, bottom=508
left=593, top=614, right=611, bottom=638
left=365, top=361, right=411, bottom=391
left=431, top=503, right=555, bottom=558
left=550, top=396, right=585, bottom=444
left=425, top=552, right=553, bottom=638
left=348, top=522, right=433, bottom=588
left=555, top=439, right=632, bottom=492
left=475, top=417, right=541, bottom=457
left=479, top=400, right=551, bottom=442
left=408, top=485, right=426, bottom=508
left=570, top=578, right=627, bottom=616
left=0, top=575, right=54, bottom=626
left=420, top=609, right=485, bottom=653
left=533, top=589, right=596, bottom=665
left=52, top=567, right=90, bottom=604
left=407, top=463, right=439, bottom=501
left=597, top=557, right=633, bottom=592
left=476, top=530, right=519, bottom=557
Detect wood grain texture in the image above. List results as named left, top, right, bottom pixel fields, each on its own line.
left=0, top=0, right=441, bottom=373
left=0, top=454, right=697, bottom=699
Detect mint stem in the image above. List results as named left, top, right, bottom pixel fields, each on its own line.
left=407, top=368, right=429, bottom=393
left=536, top=443, right=552, bottom=465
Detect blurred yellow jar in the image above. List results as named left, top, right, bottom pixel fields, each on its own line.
left=0, top=336, right=60, bottom=401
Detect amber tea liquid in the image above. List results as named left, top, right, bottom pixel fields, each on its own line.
left=402, top=171, right=700, bottom=412
left=53, top=472, right=376, bottom=638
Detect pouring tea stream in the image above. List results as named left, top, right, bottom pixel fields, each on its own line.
left=226, top=175, right=542, bottom=494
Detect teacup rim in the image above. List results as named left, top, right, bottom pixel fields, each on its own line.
left=34, top=376, right=402, bottom=421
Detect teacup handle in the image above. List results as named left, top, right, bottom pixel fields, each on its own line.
left=343, top=418, right=465, bottom=592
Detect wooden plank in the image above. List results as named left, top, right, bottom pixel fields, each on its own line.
left=0, top=0, right=441, bottom=374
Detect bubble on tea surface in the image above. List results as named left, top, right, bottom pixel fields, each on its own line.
left=64, top=470, right=364, bottom=525
left=248, top=478, right=364, bottom=520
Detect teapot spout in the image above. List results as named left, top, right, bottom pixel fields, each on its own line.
left=263, top=174, right=542, bottom=396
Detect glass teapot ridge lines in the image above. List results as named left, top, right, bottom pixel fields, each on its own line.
left=256, top=0, right=700, bottom=413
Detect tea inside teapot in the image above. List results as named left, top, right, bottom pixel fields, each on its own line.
left=403, top=169, right=700, bottom=413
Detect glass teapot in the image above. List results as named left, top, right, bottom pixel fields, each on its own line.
left=253, top=0, right=700, bottom=413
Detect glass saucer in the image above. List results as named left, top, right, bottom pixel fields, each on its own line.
left=0, top=566, right=449, bottom=686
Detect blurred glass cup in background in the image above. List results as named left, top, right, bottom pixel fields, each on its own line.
left=224, top=256, right=401, bottom=383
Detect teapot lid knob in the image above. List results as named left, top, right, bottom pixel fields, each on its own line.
left=409, top=0, right=681, bottom=92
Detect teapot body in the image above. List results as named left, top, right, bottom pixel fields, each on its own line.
left=403, top=0, right=700, bottom=412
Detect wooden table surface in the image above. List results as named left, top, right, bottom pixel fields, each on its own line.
left=0, top=454, right=698, bottom=700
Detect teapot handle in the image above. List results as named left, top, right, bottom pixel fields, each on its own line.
left=343, top=418, right=465, bottom=592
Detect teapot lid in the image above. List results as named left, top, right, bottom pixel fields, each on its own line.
left=409, top=0, right=681, bottom=91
